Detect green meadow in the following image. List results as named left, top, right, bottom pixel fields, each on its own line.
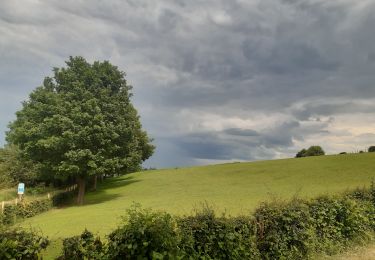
left=21, top=152, right=375, bottom=244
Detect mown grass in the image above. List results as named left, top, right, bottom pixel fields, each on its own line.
left=19, top=153, right=375, bottom=258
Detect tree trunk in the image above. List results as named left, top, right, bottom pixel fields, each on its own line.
left=77, top=177, right=86, bottom=205
left=93, top=175, right=98, bottom=191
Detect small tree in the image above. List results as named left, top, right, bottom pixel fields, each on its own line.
left=296, top=146, right=325, bottom=158
left=305, top=146, right=325, bottom=156
left=295, top=149, right=307, bottom=158
left=368, top=146, right=375, bottom=153
left=7, top=57, right=155, bottom=204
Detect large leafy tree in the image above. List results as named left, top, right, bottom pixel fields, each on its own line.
left=7, top=57, right=155, bottom=204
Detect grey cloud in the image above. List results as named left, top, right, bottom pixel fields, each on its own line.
left=224, top=128, right=259, bottom=137
left=0, top=0, right=375, bottom=167
left=172, top=120, right=327, bottom=161
left=293, top=101, right=375, bottom=120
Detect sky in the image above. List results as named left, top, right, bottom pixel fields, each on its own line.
left=1, top=0, right=375, bottom=168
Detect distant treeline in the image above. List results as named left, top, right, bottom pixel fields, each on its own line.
left=296, top=145, right=375, bottom=158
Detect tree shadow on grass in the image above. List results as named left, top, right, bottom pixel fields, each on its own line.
left=82, top=176, right=140, bottom=206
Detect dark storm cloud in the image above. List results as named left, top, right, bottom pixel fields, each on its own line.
left=1, top=0, right=375, bottom=167
left=224, top=128, right=259, bottom=137
left=173, top=120, right=329, bottom=161
left=293, top=101, right=375, bottom=120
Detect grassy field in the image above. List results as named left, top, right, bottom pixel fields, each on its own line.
left=18, top=153, right=375, bottom=258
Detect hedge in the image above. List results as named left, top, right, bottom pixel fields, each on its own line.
left=0, top=189, right=76, bottom=225
left=59, top=181, right=375, bottom=259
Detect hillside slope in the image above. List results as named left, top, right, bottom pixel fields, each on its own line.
left=22, top=153, right=375, bottom=240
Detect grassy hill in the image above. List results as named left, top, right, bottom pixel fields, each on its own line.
left=21, top=152, right=375, bottom=244
left=18, top=152, right=375, bottom=258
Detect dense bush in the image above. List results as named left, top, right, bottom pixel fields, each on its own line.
left=0, top=188, right=78, bottom=226
left=58, top=229, right=105, bottom=260
left=107, top=204, right=180, bottom=259
left=309, top=196, right=374, bottom=254
left=178, top=205, right=260, bottom=259
left=254, top=199, right=315, bottom=259
left=368, top=146, right=375, bottom=152
left=0, top=227, right=49, bottom=259
left=0, top=198, right=52, bottom=225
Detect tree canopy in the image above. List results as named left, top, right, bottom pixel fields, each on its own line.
left=7, top=57, right=155, bottom=204
left=295, top=146, right=325, bottom=158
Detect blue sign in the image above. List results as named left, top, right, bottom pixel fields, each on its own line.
left=18, top=183, right=25, bottom=195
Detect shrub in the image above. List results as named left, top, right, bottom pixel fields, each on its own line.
left=106, top=204, right=180, bottom=259
left=254, top=199, right=315, bottom=259
left=309, top=196, right=374, bottom=254
left=18, top=198, right=52, bottom=218
left=178, top=205, right=260, bottom=259
left=0, top=227, right=49, bottom=259
left=368, top=146, right=375, bottom=153
left=58, top=229, right=105, bottom=260
left=0, top=198, right=52, bottom=225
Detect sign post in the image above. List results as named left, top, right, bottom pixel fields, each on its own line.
left=17, top=183, right=25, bottom=201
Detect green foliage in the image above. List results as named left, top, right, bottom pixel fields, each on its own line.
left=0, top=145, right=38, bottom=187
left=254, top=199, right=316, bottom=259
left=58, top=229, right=105, bottom=260
left=59, top=182, right=375, bottom=260
left=296, top=146, right=325, bottom=158
left=295, top=148, right=307, bottom=158
left=106, top=204, right=180, bottom=259
left=309, top=196, right=373, bottom=254
left=368, top=146, right=375, bottom=152
left=0, top=227, right=49, bottom=259
left=178, top=205, right=260, bottom=259
left=0, top=198, right=52, bottom=225
left=7, top=56, right=155, bottom=202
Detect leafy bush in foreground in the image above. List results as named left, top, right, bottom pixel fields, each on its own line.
left=107, top=204, right=180, bottom=259
left=58, top=229, right=105, bottom=260
left=254, top=199, right=315, bottom=259
left=0, top=227, right=49, bottom=259
left=178, top=205, right=260, bottom=259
